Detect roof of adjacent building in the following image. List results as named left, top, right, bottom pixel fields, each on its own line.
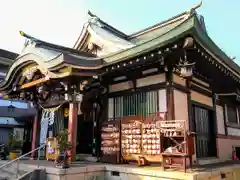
left=0, top=49, right=19, bottom=66
left=0, top=106, right=36, bottom=118
left=0, top=49, right=18, bottom=60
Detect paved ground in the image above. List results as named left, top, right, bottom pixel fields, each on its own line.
left=13, top=159, right=240, bottom=172
left=1, top=158, right=240, bottom=172
left=1, top=159, right=240, bottom=180
left=18, top=159, right=98, bottom=167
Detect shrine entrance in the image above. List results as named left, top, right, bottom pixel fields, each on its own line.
left=192, top=105, right=217, bottom=158
left=77, top=114, right=94, bottom=155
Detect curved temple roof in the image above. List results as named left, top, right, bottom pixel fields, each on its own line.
left=74, top=11, right=135, bottom=56
left=73, top=3, right=202, bottom=55
left=87, top=23, right=134, bottom=53
left=0, top=31, right=103, bottom=93
left=1, top=1, right=240, bottom=93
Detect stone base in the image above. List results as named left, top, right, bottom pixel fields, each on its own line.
left=13, top=160, right=240, bottom=180
left=76, top=154, right=98, bottom=162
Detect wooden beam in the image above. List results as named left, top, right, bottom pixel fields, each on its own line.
left=21, top=76, right=49, bottom=89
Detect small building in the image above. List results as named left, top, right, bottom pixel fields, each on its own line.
left=0, top=49, right=36, bottom=153
left=0, top=3, right=239, bottom=167
left=0, top=49, right=19, bottom=82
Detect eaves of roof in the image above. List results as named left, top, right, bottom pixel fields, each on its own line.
left=102, top=14, right=195, bottom=65
left=102, top=14, right=240, bottom=80
left=192, top=17, right=240, bottom=76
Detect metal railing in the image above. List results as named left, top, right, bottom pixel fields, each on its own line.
left=0, top=144, right=46, bottom=178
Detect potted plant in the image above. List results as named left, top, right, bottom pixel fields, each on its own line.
left=8, top=133, right=22, bottom=160
left=55, top=129, right=72, bottom=168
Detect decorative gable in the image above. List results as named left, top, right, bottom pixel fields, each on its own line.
left=74, top=12, right=134, bottom=56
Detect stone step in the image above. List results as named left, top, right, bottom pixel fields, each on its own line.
left=0, top=166, right=27, bottom=180
left=0, top=178, right=7, bottom=180
left=2, top=168, right=26, bottom=176
left=77, top=154, right=98, bottom=162
left=0, top=170, right=16, bottom=180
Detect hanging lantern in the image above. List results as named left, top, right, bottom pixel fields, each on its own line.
left=178, top=62, right=195, bottom=78
left=75, top=94, right=83, bottom=102
left=80, top=80, right=88, bottom=91
left=64, top=93, right=72, bottom=101
left=37, top=85, right=48, bottom=94
left=20, top=92, right=26, bottom=99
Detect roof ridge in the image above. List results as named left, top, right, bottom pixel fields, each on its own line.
left=128, top=12, right=188, bottom=38
left=102, top=13, right=196, bottom=63
left=129, top=2, right=202, bottom=38
left=19, top=31, right=96, bottom=58
left=88, top=11, right=128, bottom=39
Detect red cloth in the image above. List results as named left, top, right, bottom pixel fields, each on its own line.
left=233, top=156, right=239, bottom=160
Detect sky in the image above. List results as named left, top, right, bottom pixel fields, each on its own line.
left=0, top=0, right=239, bottom=63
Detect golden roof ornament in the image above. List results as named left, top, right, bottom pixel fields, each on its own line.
left=186, top=1, right=202, bottom=14
left=20, top=30, right=38, bottom=49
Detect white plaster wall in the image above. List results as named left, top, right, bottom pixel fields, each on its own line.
left=173, top=74, right=186, bottom=86
left=218, top=138, right=240, bottom=160
left=191, top=90, right=213, bottom=107
left=109, top=74, right=166, bottom=93
left=109, top=81, right=133, bottom=93
left=136, top=74, right=165, bottom=87
left=216, top=105, right=225, bottom=135
left=108, top=98, right=114, bottom=119
left=227, top=127, right=240, bottom=136
left=192, top=76, right=210, bottom=87
left=174, top=90, right=188, bottom=121
left=158, top=89, right=167, bottom=113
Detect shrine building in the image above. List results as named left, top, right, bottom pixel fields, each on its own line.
left=0, top=3, right=239, bottom=167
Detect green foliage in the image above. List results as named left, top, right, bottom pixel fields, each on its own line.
left=8, top=133, right=22, bottom=152
left=56, top=129, right=72, bottom=152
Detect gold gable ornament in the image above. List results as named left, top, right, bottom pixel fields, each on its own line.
left=64, top=108, right=69, bottom=117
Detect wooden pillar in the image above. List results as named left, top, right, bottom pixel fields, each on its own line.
left=31, top=113, right=38, bottom=159
left=166, top=70, right=175, bottom=120
left=68, top=103, right=78, bottom=161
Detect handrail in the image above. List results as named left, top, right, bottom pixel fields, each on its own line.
left=0, top=144, right=46, bottom=170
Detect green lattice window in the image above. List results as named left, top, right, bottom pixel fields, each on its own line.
left=111, top=90, right=159, bottom=118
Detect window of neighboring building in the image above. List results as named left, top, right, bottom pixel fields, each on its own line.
left=227, top=105, right=238, bottom=124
